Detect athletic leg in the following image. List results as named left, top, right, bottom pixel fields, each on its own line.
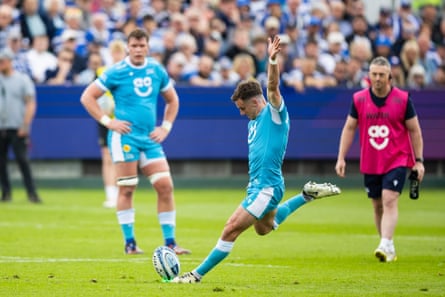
left=115, top=161, right=141, bottom=254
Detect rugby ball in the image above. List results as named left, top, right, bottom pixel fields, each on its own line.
left=152, top=246, right=180, bottom=280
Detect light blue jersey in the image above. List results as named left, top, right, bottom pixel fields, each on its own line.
left=248, top=100, right=289, bottom=188
left=95, top=56, right=172, bottom=162
left=242, top=100, right=290, bottom=219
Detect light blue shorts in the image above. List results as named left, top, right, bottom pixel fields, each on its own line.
left=108, top=131, right=165, bottom=163
left=241, top=184, right=284, bottom=219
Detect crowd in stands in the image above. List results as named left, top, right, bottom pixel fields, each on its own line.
left=0, top=0, right=445, bottom=91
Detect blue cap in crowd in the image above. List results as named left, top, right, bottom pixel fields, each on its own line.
left=401, top=0, right=412, bottom=8
left=266, top=0, right=282, bottom=6
left=375, top=35, right=392, bottom=48
left=308, top=16, right=322, bottom=27
left=237, top=0, right=250, bottom=7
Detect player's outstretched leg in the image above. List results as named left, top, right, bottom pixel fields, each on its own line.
left=171, top=239, right=234, bottom=283
left=273, top=181, right=341, bottom=228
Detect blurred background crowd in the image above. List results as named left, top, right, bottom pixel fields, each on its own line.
left=0, top=0, right=444, bottom=91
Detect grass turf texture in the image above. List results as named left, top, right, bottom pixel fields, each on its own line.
left=0, top=187, right=444, bottom=297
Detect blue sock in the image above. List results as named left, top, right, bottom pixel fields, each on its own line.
left=117, top=209, right=135, bottom=244
left=121, top=224, right=135, bottom=244
left=162, top=225, right=175, bottom=246
left=274, top=194, right=307, bottom=226
left=159, top=211, right=176, bottom=246
left=195, top=239, right=234, bottom=277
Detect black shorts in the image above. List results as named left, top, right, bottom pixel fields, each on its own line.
left=98, top=123, right=109, bottom=147
left=364, top=167, right=407, bottom=199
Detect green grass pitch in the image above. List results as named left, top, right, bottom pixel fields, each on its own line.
left=0, top=186, right=444, bottom=297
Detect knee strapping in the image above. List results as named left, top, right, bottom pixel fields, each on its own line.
left=149, top=172, right=170, bottom=184
left=116, top=176, right=139, bottom=186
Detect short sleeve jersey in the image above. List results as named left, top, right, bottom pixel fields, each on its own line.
left=248, top=100, right=290, bottom=188
left=0, top=71, right=35, bottom=129
left=95, top=56, right=172, bottom=136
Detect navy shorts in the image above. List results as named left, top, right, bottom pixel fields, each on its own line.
left=364, top=167, right=407, bottom=199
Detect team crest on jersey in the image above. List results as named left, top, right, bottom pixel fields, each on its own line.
left=133, top=76, right=153, bottom=97
left=248, top=122, right=257, bottom=144
left=368, top=125, right=389, bottom=150
left=123, top=144, right=131, bottom=152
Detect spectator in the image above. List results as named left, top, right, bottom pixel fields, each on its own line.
left=97, top=0, right=127, bottom=33
left=349, top=37, right=373, bottom=72
left=417, top=33, right=440, bottom=84
left=185, top=7, right=208, bottom=55
left=58, top=29, right=88, bottom=75
left=0, top=4, right=17, bottom=50
left=264, top=16, right=281, bottom=39
left=345, top=56, right=367, bottom=88
left=224, top=27, right=255, bottom=64
left=435, top=40, right=445, bottom=66
left=19, top=0, right=56, bottom=52
left=161, top=29, right=178, bottom=66
left=327, top=0, right=352, bottom=37
left=393, top=0, right=420, bottom=40
left=400, top=39, right=420, bottom=80
left=392, top=19, right=417, bottom=56
left=7, top=29, right=32, bottom=77
left=203, top=31, right=224, bottom=60
left=419, top=3, right=439, bottom=31
left=331, top=59, right=348, bottom=87
left=432, top=15, right=445, bottom=45
left=213, top=0, right=238, bottom=41
left=276, top=33, right=295, bottom=73
left=26, top=35, right=57, bottom=83
left=431, top=65, right=445, bottom=87
left=389, top=55, right=406, bottom=88
left=57, top=8, right=88, bottom=57
left=217, top=56, right=239, bottom=86
left=0, top=47, right=42, bottom=203
left=125, top=0, right=146, bottom=28
left=166, top=51, right=188, bottom=85
left=345, top=15, right=370, bottom=46
left=407, top=64, right=427, bottom=89
left=149, top=39, right=165, bottom=63
left=188, top=54, right=222, bottom=87
left=232, top=53, right=256, bottom=82
left=373, top=35, right=393, bottom=59
left=319, top=31, right=348, bottom=75
left=284, top=57, right=336, bottom=92
left=251, top=34, right=269, bottom=77
left=175, top=33, right=199, bottom=78
left=74, top=52, right=104, bottom=85
left=261, top=0, right=291, bottom=34
left=43, top=0, right=66, bottom=37
left=85, top=12, right=113, bottom=48
left=44, top=47, right=75, bottom=85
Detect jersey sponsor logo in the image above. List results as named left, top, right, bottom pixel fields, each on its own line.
left=133, top=76, right=153, bottom=97
left=248, top=122, right=257, bottom=144
left=368, top=125, right=389, bottom=150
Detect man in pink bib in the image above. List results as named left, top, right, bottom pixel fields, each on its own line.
left=335, top=56, right=425, bottom=262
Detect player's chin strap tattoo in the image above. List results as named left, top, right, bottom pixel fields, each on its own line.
left=116, top=176, right=139, bottom=186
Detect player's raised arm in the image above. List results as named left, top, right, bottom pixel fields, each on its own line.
left=266, top=35, right=282, bottom=109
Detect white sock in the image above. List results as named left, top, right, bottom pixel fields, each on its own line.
left=380, top=238, right=394, bottom=249
left=105, top=185, right=118, bottom=202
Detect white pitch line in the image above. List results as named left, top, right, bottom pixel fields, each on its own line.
left=0, top=256, right=289, bottom=268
